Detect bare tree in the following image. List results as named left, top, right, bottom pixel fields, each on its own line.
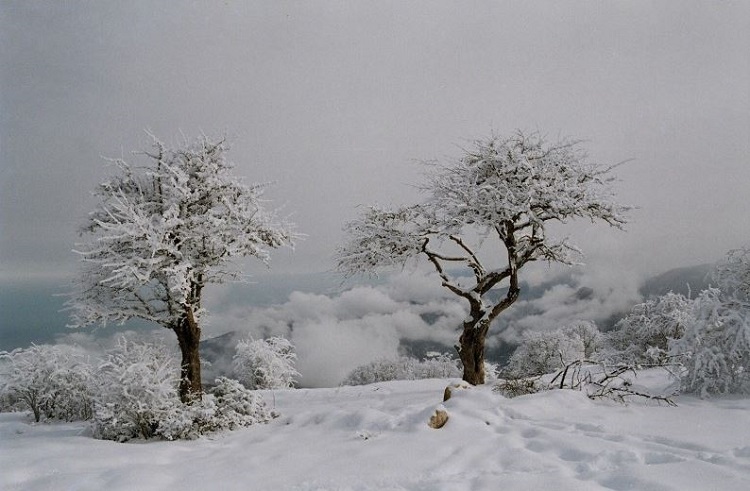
left=67, top=134, right=296, bottom=401
left=337, top=131, right=629, bottom=384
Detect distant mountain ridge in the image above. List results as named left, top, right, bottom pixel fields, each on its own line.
left=639, top=263, right=713, bottom=299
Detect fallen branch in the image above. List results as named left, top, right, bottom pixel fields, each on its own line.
left=550, top=360, right=677, bottom=406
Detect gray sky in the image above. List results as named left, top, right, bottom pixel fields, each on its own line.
left=2, top=0, right=749, bottom=284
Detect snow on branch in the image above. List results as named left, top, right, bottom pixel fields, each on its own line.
left=336, top=205, right=428, bottom=277
left=425, top=132, right=629, bottom=236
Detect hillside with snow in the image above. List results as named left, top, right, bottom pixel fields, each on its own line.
left=2, top=376, right=750, bottom=490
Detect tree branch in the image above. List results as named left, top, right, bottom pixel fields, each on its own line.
left=421, top=238, right=478, bottom=305
left=449, top=234, right=486, bottom=281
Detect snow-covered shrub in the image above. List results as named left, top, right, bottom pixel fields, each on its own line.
left=505, top=330, right=569, bottom=377
left=714, top=246, right=750, bottom=302
left=204, top=377, right=276, bottom=430
left=342, top=357, right=415, bottom=386
left=414, top=351, right=462, bottom=379
left=92, top=336, right=180, bottom=441
left=342, top=352, right=462, bottom=386
left=505, top=322, right=603, bottom=378
left=604, top=292, right=692, bottom=366
left=494, top=377, right=544, bottom=398
left=233, top=337, right=299, bottom=390
left=0, top=344, right=95, bottom=422
left=673, top=288, right=750, bottom=397
left=562, top=321, right=604, bottom=359
left=156, top=378, right=276, bottom=440
left=667, top=248, right=750, bottom=397
left=93, top=337, right=276, bottom=442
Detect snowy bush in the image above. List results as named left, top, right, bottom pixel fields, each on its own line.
left=667, top=247, right=750, bottom=397
left=93, top=337, right=275, bottom=442
left=92, top=336, right=181, bottom=441
left=505, top=331, right=571, bottom=377
left=673, top=288, right=750, bottom=397
left=233, top=337, right=299, bottom=390
left=156, top=378, right=276, bottom=441
left=0, top=344, right=95, bottom=422
left=342, top=357, right=415, bottom=386
left=493, top=377, right=545, bottom=398
left=504, top=321, right=603, bottom=378
left=604, top=292, right=692, bottom=365
left=342, top=352, right=463, bottom=386
left=714, top=246, right=750, bottom=302
left=562, top=321, right=604, bottom=360
left=415, top=352, right=463, bottom=379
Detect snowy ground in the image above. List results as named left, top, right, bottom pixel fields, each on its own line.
left=2, top=377, right=750, bottom=490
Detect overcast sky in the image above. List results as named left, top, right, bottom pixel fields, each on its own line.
left=2, top=1, right=749, bottom=285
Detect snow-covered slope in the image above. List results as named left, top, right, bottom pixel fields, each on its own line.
left=2, top=378, right=750, bottom=490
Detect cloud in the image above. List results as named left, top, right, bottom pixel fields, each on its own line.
left=292, top=316, right=401, bottom=388
left=201, top=272, right=467, bottom=386
left=497, top=266, right=643, bottom=344
left=333, top=287, right=401, bottom=319
left=381, top=269, right=455, bottom=303
left=200, top=260, right=653, bottom=386
left=47, top=262, right=646, bottom=388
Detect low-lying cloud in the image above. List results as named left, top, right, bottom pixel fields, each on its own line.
left=52, top=265, right=645, bottom=388
left=200, top=266, right=643, bottom=386
left=204, top=270, right=466, bottom=387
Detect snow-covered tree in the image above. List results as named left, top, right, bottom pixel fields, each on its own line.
left=605, top=292, right=693, bottom=365
left=0, top=344, right=95, bottom=422
left=337, top=131, right=629, bottom=384
left=232, top=337, right=299, bottom=390
left=714, top=246, right=750, bottom=304
left=673, top=247, right=750, bottom=396
left=67, top=134, right=296, bottom=401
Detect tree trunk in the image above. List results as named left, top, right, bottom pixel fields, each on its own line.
left=174, top=306, right=202, bottom=402
left=458, top=319, right=490, bottom=385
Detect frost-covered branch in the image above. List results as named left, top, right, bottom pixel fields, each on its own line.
left=336, top=205, right=427, bottom=277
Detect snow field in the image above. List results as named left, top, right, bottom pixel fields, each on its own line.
left=2, top=377, right=750, bottom=490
